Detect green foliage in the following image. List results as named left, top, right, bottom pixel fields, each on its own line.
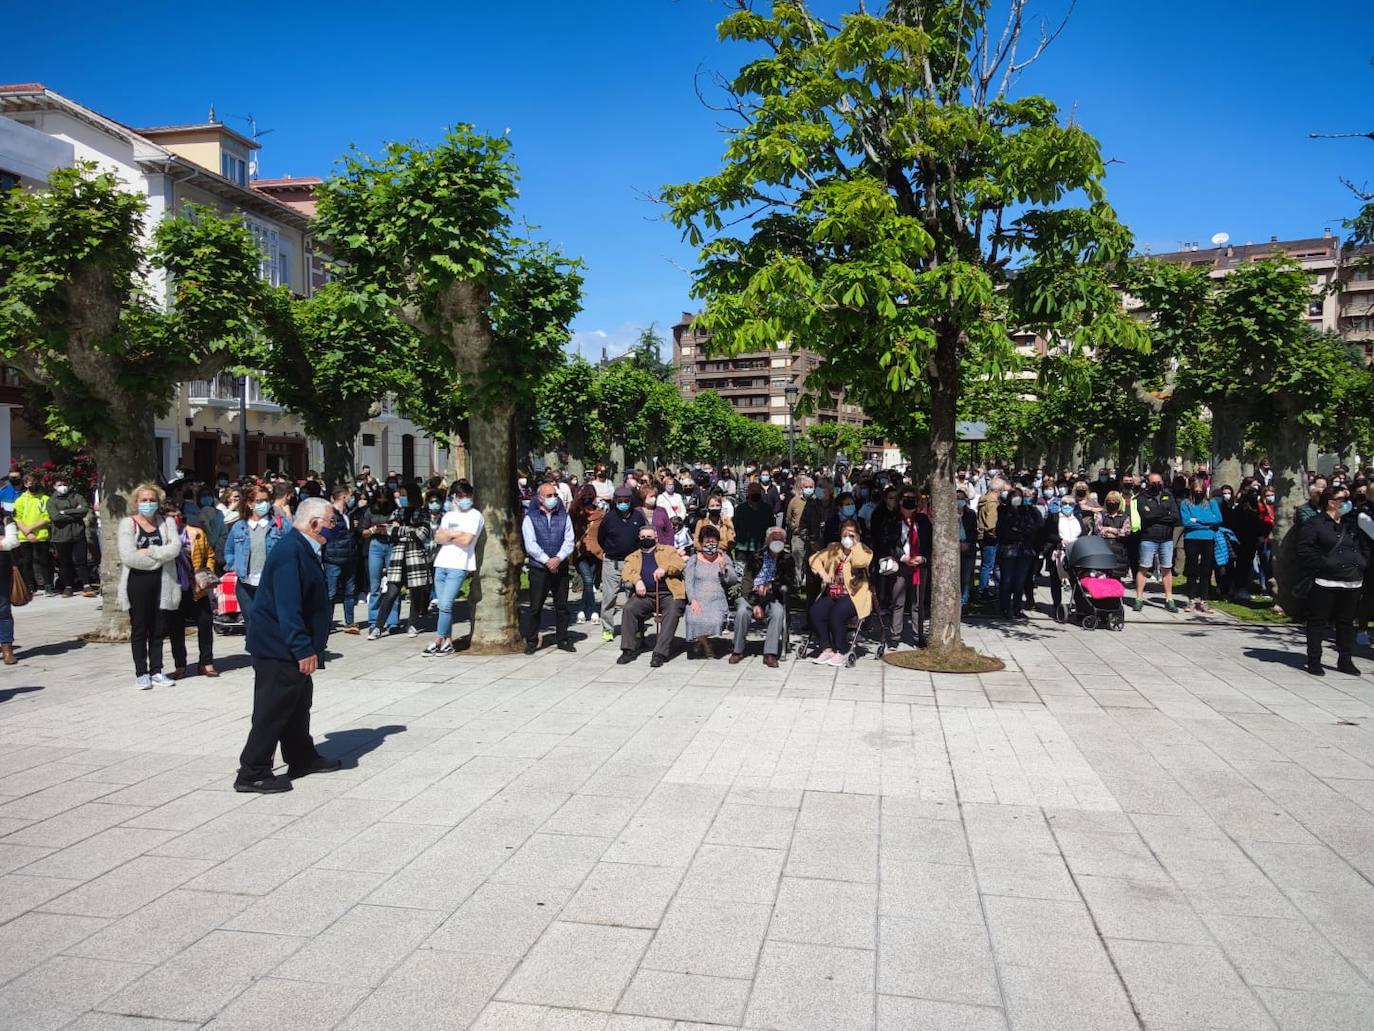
left=627, top=324, right=674, bottom=381
left=1177, top=409, right=1212, bottom=462
left=534, top=354, right=605, bottom=456
left=803, top=422, right=865, bottom=465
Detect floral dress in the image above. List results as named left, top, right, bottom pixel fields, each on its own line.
left=684, top=554, right=739, bottom=637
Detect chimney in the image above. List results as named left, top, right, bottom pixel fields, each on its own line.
left=1226, top=245, right=1234, bottom=258
left=1270, top=235, right=1277, bottom=243
left=1324, top=227, right=1333, bottom=238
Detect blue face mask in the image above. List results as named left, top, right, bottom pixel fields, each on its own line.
left=1048, top=501, right=1061, bottom=515
left=396, top=497, right=409, bottom=508
left=840, top=505, right=856, bottom=518
left=802, top=487, right=815, bottom=498
left=137, top=501, right=159, bottom=518
left=428, top=501, right=442, bottom=513
left=1340, top=500, right=1354, bottom=516
left=542, top=495, right=558, bottom=510
left=253, top=501, right=271, bottom=518
left=616, top=501, right=631, bottom=513
left=1011, top=496, right=1023, bottom=507
left=456, top=498, right=474, bottom=512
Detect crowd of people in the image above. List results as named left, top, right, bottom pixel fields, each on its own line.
left=2, top=452, right=1366, bottom=690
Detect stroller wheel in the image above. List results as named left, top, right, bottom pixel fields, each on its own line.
left=1055, top=603, right=1070, bottom=624
left=1081, top=614, right=1099, bottom=631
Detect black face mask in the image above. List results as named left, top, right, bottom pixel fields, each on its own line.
left=1148, top=483, right=1162, bottom=495
left=639, top=539, right=656, bottom=551
left=900, top=498, right=918, bottom=511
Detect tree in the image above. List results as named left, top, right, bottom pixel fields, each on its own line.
left=254, top=282, right=414, bottom=488
left=316, top=129, right=583, bottom=653
left=0, top=165, right=269, bottom=638
left=600, top=362, right=681, bottom=469
left=627, top=324, right=675, bottom=382
left=804, top=422, right=864, bottom=466
left=533, top=354, right=605, bottom=472
left=663, top=1, right=1144, bottom=659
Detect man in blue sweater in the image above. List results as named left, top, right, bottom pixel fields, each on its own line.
left=234, top=497, right=337, bottom=793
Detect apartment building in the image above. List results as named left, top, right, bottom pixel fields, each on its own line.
left=0, top=84, right=449, bottom=483
left=1148, top=231, right=1374, bottom=354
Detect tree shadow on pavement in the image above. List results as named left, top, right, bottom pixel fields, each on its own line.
left=0, top=685, right=43, bottom=703
left=1242, top=647, right=1309, bottom=669
left=319, top=725, right=407, bottom=767
left=17, top=639, right=87, bottom=659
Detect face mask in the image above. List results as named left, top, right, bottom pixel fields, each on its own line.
left=542, top=495, right=558, bottom=510
left=1264, top=495, right=1275, bottom=504
left=26, top=485, right=38, bottom=494
left=639, top=538, right=656, bottom=550
left=702, top=543, right=719, bottom=555
left=616, top=501, right=631, bottom=513
left=760, top=475, right=770, bottom=484
left=253, top=501, right=271, bottom=518
left=1221, top=492, right=1232, bottom=501
left=841, top=504, right=856, bottom=518
left=900, top=498, right=917, bottom=511
left=386, top=480, right=398, bottom=490
left=396, top=497, right=409, bottom=508
left=768, top=539, right=785, bottom=554
left=1107, top=503, right=1120, bottom=513
left=1000, top=491, right=1009, bottom=502
left=199, top=494, right=214, bottom=507
left=428, top=501, right=442, bottom=513
left=858, top=488, right=870, bottom=500
left=137, top=501, right=159, bottom=518
left=345, top=497, right=358, bottom=510
left=6, top=476, right=18, bottom=484
left=708, top=509, right=721, bottom=519
left=1148, top=483, right=1162, bottom=495
left=802, top=487, right=815, bottom=498
left=1048, top=502, right=1061, bottom=515
left=452, top=497, right=473, bottom=512
left=1011, top=496, right=1023, bottom=507
left=957, top=500, right=968, bottom=511
left=56, top=485, right=69, bottom=496
left=517, top=478, right=527, bottom=489
left=841, top=535, right=855, bottom=549
left=1339, top=500, right=1354, bottom=516
left=664, top=484, right=676, bottom=494
left=217, top=479, right=229, bottom=488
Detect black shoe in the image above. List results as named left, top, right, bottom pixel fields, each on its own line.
left=1306, top=663, right=1326, bottom=677
left=1338, top=659, right=1361, bottom=676
left=234, top=774, right=293, bottom=793
left=524, top=639, right=538, bottom=655
left=557, top=640, right=576, bottom=653
left=617, top=650, right=637, bottom=665
left=61, top=589, right=74, bottom=599
left=649, top=654, right=665, bottom=668
left=287, top=756, right=343, bottom=778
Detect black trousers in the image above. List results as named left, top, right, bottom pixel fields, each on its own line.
left=237, top=657, right=322, bottom=782
left=237, top=581, right=257, bottom=627
left=809, top=594, right=857, bottom=652
left=127, top=569, right=164, bottom=676
left=376, top=583, right=431, bottom=631
left=1183, top=538, right=1213, bottom=602
left=1306, top=585, right=1359, bottom=667
left=53, top=540, right=83, bottom=591
left=167, top=592, right=213, bottom=669
left=525, top=563, right=571, bottom=643
left=20, top=541, right=51, bottom=592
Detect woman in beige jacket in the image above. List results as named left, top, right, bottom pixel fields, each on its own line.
left=807, top=518, right=873, bottom=666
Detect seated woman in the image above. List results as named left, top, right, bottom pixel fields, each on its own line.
left=684, top=524, right=738, bottom=659
left=807, top=518, right=874, bottom=666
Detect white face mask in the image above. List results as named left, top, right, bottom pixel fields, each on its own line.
left=768, top=539, right=785, bottom=554
left=841, top=536, right=855, bottom=549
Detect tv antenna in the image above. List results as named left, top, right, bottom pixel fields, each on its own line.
left=1210, top=232, right=1230, bottom=248
left=231, top=114, right=275, bottom=180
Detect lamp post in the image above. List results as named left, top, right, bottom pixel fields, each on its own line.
left=785, top=383, right=799, bottom=468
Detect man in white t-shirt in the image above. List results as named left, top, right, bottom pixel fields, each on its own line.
left=425, top=480, right=484, bottom=656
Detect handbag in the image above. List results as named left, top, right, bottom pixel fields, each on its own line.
left=10, top=566, right=32, bottom=607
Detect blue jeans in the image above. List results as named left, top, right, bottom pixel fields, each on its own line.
left=979, top=543, right=999, bottom=593
left=575, top=557, right=599, bottom=620
left=367, top=539, right=399, bottom=629
left=325, top=561, right=356, bottom=628
left=0, top=587, right=12, bottom=645
left=434, top=567, right=468, bottom=639
left=998, top=550, right=1033, bottom=615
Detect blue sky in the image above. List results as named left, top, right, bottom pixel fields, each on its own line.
left=4, top=1, right=1370, bottom=360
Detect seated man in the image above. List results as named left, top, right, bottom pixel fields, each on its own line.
left=732, top=526, right=793, bottom=668
left=617, top=525, right=686, bottom=667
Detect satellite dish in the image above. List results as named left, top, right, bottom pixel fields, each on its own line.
left=1211, top=232, right=1230, bottom=247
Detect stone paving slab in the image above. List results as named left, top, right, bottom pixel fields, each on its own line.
left=3, top=593, right=1374, bottom=1028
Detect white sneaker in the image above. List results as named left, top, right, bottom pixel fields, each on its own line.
left=812, top=648, right=835, bottom=665
left=406, top=625, right=419, bottom=638
left=367, top=627, right=381, bottom=641
left=575, top=612, right=586, bottom=624
left=149, top=672, right=174, bottom=687
left=134, top=674, right=152, bottom=690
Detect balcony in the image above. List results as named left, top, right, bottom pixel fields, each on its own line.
left=0, top=367, right=25, bottom=407
left=187, top=373, right=281, bottom=411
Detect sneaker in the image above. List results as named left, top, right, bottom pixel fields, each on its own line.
left=61, top=588, right=73, bottom=599
left=812, top=648, right=836, bottom=665
left=601, top=629, right=614, bottom=642
left=1164, top=600, right=1178, bottom=614
left=1197, top=601, right=1212, bottom=614
left=1132, top=599, right=1144, bottom=613
left=149, top=672, right=175, bottom=687
left=436, top=639, right=454, bottom=656
left=233, top=773, right=293, bottom=794
left=575, top=612, right=586, bottom=624
left=367, top=627, right=381, bottom=641
left=406, top=625, right=419, bottom=637
left=134, top=674, right=152, bottom=690
left=423, top=641, right=442, bottom=656
left=827, top=652, right=848, bottom=667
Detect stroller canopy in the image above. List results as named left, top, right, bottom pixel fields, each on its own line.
left=1066, top=535, right=1120, bottom=572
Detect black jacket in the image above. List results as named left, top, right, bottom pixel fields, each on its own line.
left=874, top=509, right=932, bottom=566
left=733, top=500, right=774, bottom=553
left=1136, top=489, right=1180, bottom=542
left=597, top=508, right=646, bottom=561
left=996, top=504, right=1042, bottom=551
left=1297, top=513, right=1370, bottom=583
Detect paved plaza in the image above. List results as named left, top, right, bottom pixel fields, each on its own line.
left=2, top=597, right=1374, bottom=1030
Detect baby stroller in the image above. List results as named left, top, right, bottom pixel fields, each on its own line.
left=212, top=571, right=246, bottom=635
left=1061, top=537, right=1126, bottom=631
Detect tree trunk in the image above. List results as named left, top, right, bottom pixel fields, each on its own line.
left=1271, top=413, right=1311, bottom=611
left=907, top=429, right=931, bottom=488
left=926, top=330, right=964, bottom=654
left=83, top=415, right=161, bottom=642
left=321, top=435, right=356, bottom=491
left=1211, top=401, right=1247, bottom=490
left=1152, top=415, right=1178, bottom=473
left=466, top=401, right=525, bottom=653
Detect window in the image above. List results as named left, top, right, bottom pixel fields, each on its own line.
left=278, top=251, right=291, bottom=289
left=1308, top=298, right=1324, bottom=316
left=361, top=433, right=376, bottom=447
left=220, top=152, right=247, bottom=186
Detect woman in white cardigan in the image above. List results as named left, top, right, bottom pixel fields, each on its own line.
left=118, top=483, right=183, bottom=689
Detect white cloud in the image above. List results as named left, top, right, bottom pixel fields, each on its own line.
left=567, top=322, right=657, bottom=362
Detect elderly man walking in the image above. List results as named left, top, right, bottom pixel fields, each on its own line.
left=234, top=498, right=338, bottom=794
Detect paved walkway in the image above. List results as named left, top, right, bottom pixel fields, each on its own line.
left=2, top=594, right=1373, bottom=1030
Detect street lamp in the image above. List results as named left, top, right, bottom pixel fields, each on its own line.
left=784, top=383, right=799, bottom=468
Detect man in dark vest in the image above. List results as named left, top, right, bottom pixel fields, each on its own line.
left=233, top=497, right=337, bottom=793
left=522, top=480, right=575, bottom=654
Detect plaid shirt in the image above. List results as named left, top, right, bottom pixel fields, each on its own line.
left=384, top=522, right=435, bottom=589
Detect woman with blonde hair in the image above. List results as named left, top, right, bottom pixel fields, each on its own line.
left=118, top=484, right=182, bottom=689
